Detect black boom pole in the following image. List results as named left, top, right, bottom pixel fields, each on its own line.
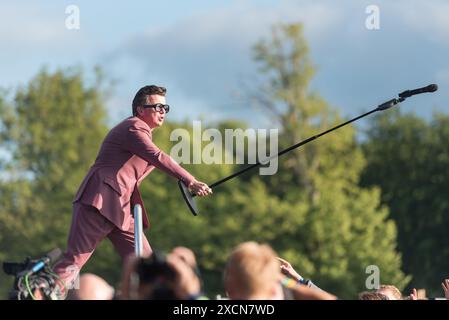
left=179, top=84, right=438, bottom=216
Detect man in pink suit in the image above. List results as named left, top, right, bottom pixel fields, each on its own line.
left=53, top=85, right=212, bottom=289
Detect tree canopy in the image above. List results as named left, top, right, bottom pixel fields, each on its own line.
left=362, top=110, right=449, bottom=297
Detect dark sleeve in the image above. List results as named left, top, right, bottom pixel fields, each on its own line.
left=125, top=125, right=195, bottom=186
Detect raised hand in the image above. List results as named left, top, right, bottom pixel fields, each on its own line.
left=409, top=288, right=418, bottom=300
left=277, top=257, right=304, bottom=282
left=442, top=279, right=449, bottom=299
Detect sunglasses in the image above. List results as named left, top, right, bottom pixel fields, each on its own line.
left=142, top=103, right=170, bottom=113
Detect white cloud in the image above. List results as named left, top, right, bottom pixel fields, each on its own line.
left=0, top=2, right=96, bottom=89
left=103, top=0, right=345, bottom=125
left=390, top=0, right=449, bottom=46
left=0, top=3, right=66, bottom=47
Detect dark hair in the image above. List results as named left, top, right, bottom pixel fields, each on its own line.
left=132, top=253, right=178, bottom=300
left=132, top=85, right=167, bottom=116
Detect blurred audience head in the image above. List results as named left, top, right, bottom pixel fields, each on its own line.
left=376, top=285, right=402, bottom=300
left=118, top=249, right=202, bottom=300
left=67, top=273, right=114, bottom=300
left=170, top=246, right=197, bottom=269
left=224, top=241, right=283, bottom=300
left=358, top=291, right=389, bottom=300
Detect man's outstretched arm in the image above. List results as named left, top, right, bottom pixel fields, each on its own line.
left=126, top=126, right=212, bottom=196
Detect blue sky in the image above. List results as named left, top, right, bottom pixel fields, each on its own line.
left=1, top=0, right=448, bottom=128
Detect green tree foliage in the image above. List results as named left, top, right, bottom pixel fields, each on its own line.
left=361, top=110, right=449, bottom=296
left=0, top=67, right=112, bottom=296
left=247, top=23, right=409, bottom=297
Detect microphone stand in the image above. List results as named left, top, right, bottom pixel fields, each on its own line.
left=179, top=85, right=436, bottom=216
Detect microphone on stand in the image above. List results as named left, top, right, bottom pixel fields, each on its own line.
left=399, top=84, right=438, bottom=99
left=377, top=84, right=438, bottom=111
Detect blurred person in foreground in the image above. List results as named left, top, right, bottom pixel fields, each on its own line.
left=223, top=241, right=336, bottom=300
left=404, top=280, right=449, bottom=300
left=358, top=291, right=389, bottom=300
left=53, top=85, right=212, bottom=291
left=67, top=273, right=114, bottom=300
left=375, top=285, right=402, bottom=300
left=442, top=279, right=449, bottom=300
left=277, top=257, right=326, bottom=293
left=118, top=247, right=205, bottom=300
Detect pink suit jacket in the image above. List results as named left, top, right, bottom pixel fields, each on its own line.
left=73, top=116, right=195, bottom=231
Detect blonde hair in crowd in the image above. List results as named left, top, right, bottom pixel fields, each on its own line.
left=376, top=285, right=402, bottom=300
left=224, top=241, right=280, bottom=299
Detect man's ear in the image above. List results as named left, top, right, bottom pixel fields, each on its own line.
left=136, top=106, right=143, bottom=116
